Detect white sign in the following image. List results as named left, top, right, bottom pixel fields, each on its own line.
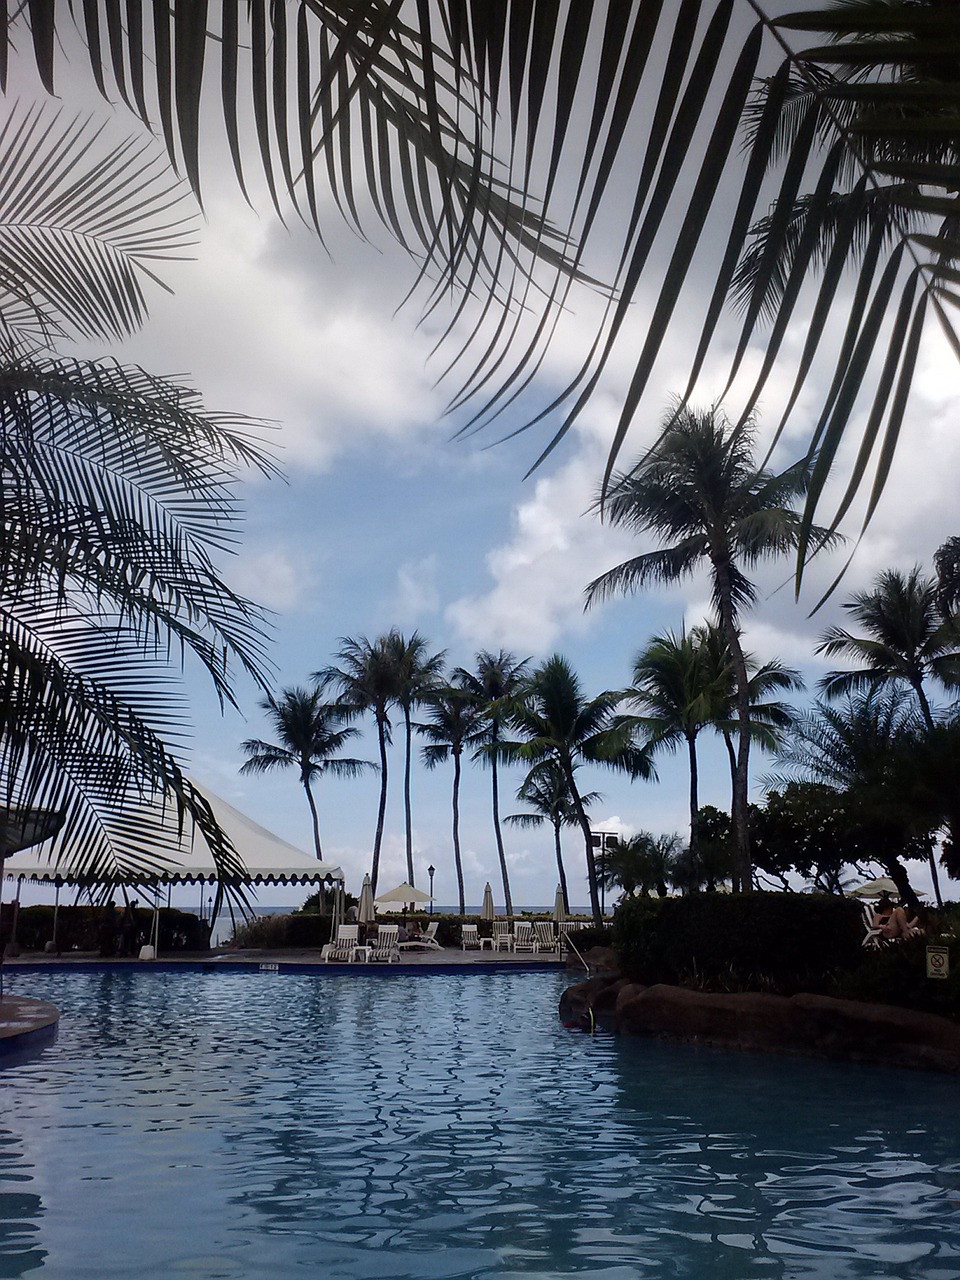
left=925, top=946, right=950, bottom=980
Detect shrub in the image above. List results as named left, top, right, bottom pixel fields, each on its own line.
left=831, top=934, right=960, bottom=1021
left=0, top=904, right=209, bottom=953
left=230, top=912, right=332, bottom=948
left=613, top=892, right=864, bottom=994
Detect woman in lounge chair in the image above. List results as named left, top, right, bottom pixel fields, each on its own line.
left=871, top=892, right=921, bottom=939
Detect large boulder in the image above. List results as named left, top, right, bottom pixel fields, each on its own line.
left=608, top=982, right=960, bottom=1074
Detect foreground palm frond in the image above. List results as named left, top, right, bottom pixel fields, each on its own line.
left=0, top=351, right=275, bottom=892
left=6, top=3, right=957, bottom=546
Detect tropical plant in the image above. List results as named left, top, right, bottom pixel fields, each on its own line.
left=319, top=633, right=403, bottom=895
left=598, top=832, right=682, bottom=902
left=7, top=4, right=957, bottom=533
left=587, top=405, right=836, bottom=891
left=505, top=760, right=598, bottom=916
left=387, top=631, right=446, bottom=887
left=768, top=689, right=929, bottom=908
left=239, top=685, right=372, bottom=860
left=455, top=650, right=529, bottom=917
left=503, top=654, right=653, bottom=926
left=0, top=108, right=272, bottom=890
left=416, top=684, right=486, bottom=915
left=817, top=566, right=960, bottom=728
left=934, top=537, right=960, bottom=618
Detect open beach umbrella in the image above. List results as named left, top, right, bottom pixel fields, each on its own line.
left=553, top=884, right=566, bottom=925
left=480, top=882, right=495, bottom=921
left=375, top=881, right=431, bottom=909
left=850, top=878, right=900, bottom=899
left=358, top=874, right=376, bottom=923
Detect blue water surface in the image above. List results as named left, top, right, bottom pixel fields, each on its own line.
left=1, top=968, right=959, bottom=1279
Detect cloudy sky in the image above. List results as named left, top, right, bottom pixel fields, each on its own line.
left=13, top=10, right=960, bottom=911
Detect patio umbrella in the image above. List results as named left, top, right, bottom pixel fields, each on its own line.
left=553, top=884, right=566, bottom=924
left=850, top=878, right=900, bottom=899
left=358, top=874, right=376, bottom=923
left=375, top=881, right=431, bottom=909
left=481, top=882, right=495, bottom=921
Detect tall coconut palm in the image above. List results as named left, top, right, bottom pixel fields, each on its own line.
left=587, top=406, right=837, bottom=891
left=387, top=631, right=447, bottom=886
left=8, top=6, right=957, bottom=532
left=239, top=686, right=372, bottom=860
left=318, top=635, right=402, bottom=895
left=505, top=761, right=599, bottom=916
left=504, top=655, right=653, bottom=926
left=455, top=650, right=530, bottom=917
left=416, top=685, right=487, bottom=915
left=817, top=567, right=960, bottom=730
left=598, top=833, right=681, bottom=901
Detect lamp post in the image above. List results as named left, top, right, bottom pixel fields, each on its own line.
left=428, top=864, right=436, bottom=914
left=590, top=832, right=616, bottom=917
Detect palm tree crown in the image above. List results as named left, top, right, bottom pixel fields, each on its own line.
left=239, top=685, right=371, bottom=860
left=817, top=566, right=960, bottom=728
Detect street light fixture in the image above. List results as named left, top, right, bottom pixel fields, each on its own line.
left=590, top=832, right=616, bottom=917
left=428, top=864, right=436, bottom=914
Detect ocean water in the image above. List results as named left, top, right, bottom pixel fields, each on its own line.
left=1, top=968, right=959, bottom=1279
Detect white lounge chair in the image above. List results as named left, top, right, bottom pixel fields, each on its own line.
left=421, top=921, right=442, bottom=949
left=492, top=921, right=513, bottom=951
left=325, top=924, right=360, bottom=962
left=533, top=921, right=559, bottom=953
left=861, top=902, right=884, bottom=948
left=461, top=923, right=481, bottom=949
left=369, top=923, right=400, bottom=962
left=512, top=921, right=536, bottom=952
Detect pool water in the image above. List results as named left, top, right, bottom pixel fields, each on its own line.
left=1, top=969, right=959, bottom=1279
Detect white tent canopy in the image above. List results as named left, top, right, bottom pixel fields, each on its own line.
left=2, top=783, right=344, bottom=888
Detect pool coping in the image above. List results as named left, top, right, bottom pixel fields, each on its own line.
left=0, top=995, right=60, bottom=1057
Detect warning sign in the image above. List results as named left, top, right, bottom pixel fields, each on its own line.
left=925, top=945, right=950, bottom=980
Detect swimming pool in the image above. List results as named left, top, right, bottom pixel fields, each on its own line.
left=1, top=969, right=959, bottom=1279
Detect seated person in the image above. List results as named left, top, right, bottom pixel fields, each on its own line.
left=406, top=920, right=423, bottom=942
left=872, top=892, right=921, bottom=939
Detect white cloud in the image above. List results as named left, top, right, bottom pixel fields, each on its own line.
left=392, top=555, right=440, bottom=622
left=229, top=544, right=318, bottom=612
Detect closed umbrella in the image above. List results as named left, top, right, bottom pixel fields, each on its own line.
left=553, top=884, right=566, bottom=925
left=330, top=879, right=344, bottom=934
left=358, top=874, right=376, bottom=923
left=480, top=882, right=495, bottom=921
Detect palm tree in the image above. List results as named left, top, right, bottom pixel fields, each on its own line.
left=319, top=635, right=403, bottom=895
left=416, top=685, right=487, bottom=915
left=8, top=7, right=957, bottom=530
left=239, top=686, right=372, bottom=860
left=587, top=405, right=836, bottom=891
left=455, top=650, right=530, bottom=918
left=387, top=631, right=446, bottom=886
left=817, top=567, right=960, bottom=730
left=623, top=626, right=730, bottom=876
left=505, top=761, right=599, bottom=915
left=504, top=654, right=653, bottom=926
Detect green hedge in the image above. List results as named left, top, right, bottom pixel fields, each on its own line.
left=832, top=933, right=960, bottom=1020
left=0, top=904, right=209, bottom=953
left=613, top=892, right=864, bottom=994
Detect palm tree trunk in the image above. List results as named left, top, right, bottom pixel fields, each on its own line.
left=302, top=777, right=323, bottom=860
left=686, top=731, right=700, bottom=881
left=912, top=678, right=944, bottom=908
left=553, top=818, right=570, bottom=913
left=715, top=567, right=752, bottom=892
left=567, top=766, right=602, bottom=926
left=490, top=739, right=514, bottom=915
left=403, top=704, right=415, bottom=885
left=371, top=714, right=389, bottom=896
left=452, top=750, right=466, bottom=915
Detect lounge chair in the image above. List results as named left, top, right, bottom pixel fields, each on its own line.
left=492, top=921, right=513, bottom=952
left=399, top=921, right=443, bottom=951
left=369, top=923, right=400, bottom=962
left=325, top=924, right=360, bottom=962
left=421, top=921, right=442, bottom=949
left=861, top=902, right=883, bottom=948
left=512, top=921, right=536, bottom=952
left=461, top=923, right=481, bottom=949
left=533, top=921, right=559, bottom=953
